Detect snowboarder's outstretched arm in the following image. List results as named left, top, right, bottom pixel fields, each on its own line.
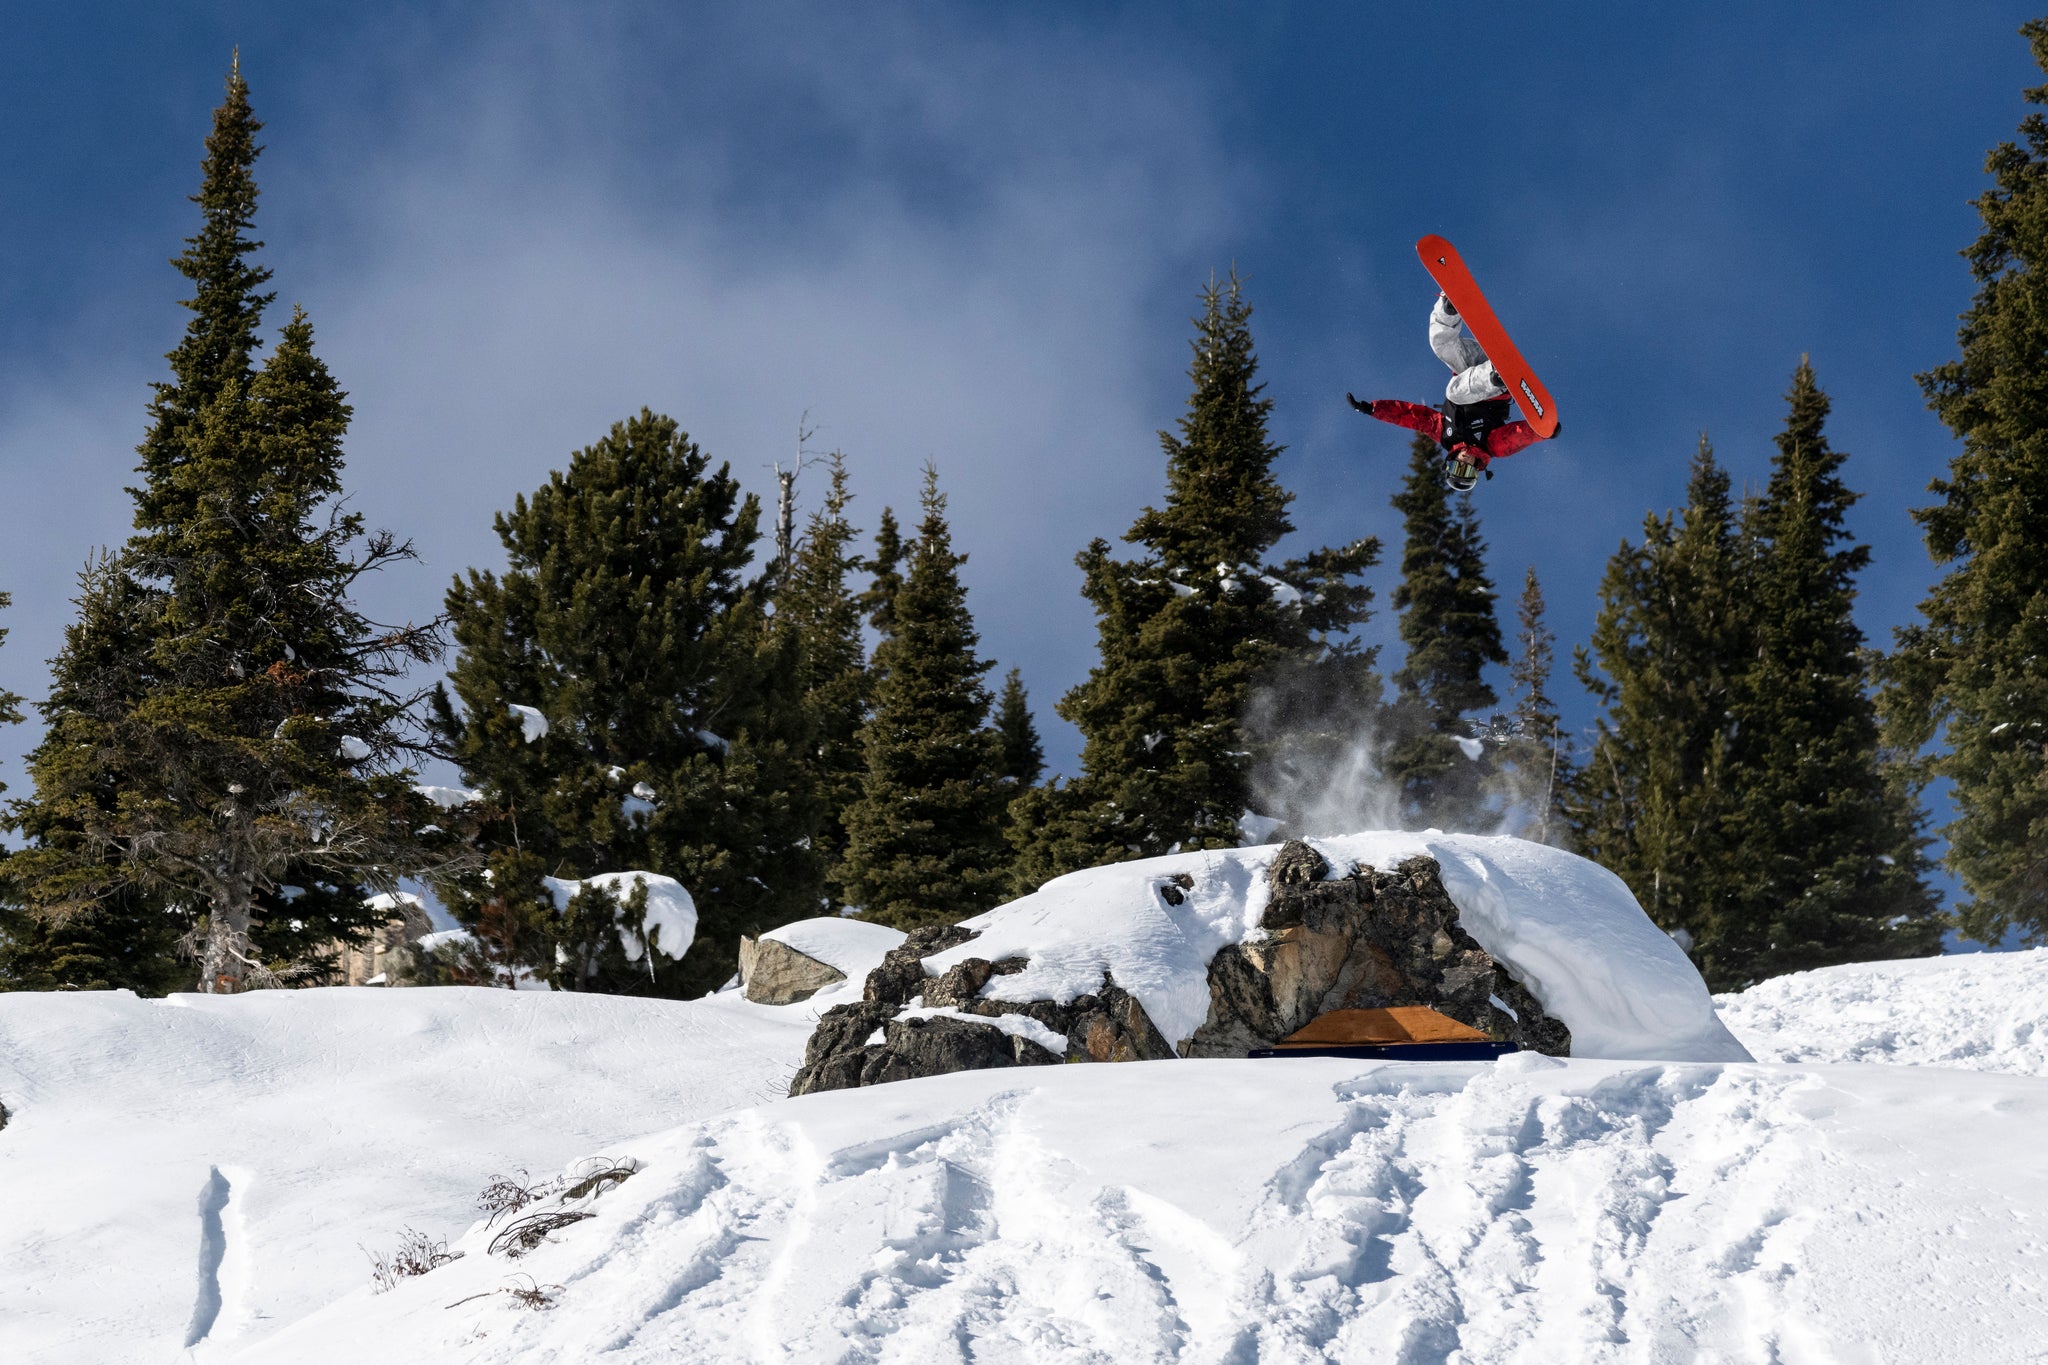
left=1346, top=394, right=1552, bottom=471
left=1347, top=395, right=1443, bottom=442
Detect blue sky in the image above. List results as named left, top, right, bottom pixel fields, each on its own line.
left=1, top=2, right=2040, bottom=882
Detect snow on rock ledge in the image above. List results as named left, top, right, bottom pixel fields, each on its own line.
left=864, top=832, right=1747, bottom=1072
left=741, top=919, right=906, bottom=1006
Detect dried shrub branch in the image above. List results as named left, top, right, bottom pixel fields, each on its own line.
left=365, top=1227, right=462, bottom=1292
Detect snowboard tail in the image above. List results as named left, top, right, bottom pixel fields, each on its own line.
left=1416, top=235, right=1559, bottom=439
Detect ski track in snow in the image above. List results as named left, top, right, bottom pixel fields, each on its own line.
left=232, top=1057, right=2048, bottom=1365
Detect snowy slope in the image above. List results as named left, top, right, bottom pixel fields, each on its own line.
left=232, top=1055, right=2048, bottom=1364
left=0, top=986, right=821, bottom=1364
left=5, top=851, right=2043, bottom=1363
left=1717, top=946, right=2048, bottom=1076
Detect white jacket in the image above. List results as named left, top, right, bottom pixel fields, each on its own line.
left=1430, top=296, right=1505, bottom=405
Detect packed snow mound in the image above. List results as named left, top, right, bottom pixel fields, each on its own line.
left=761, top=916, right=905, bottom=981
left=1719, top=946, right=2048, bottom=1075
left=230, top=1056, right=2048, bottom=1364
left=924, top=831, right=1748, bottom=1062
left=0, top=987, right=813, bottom=1365
left=541, top=870, right=696, bottom=963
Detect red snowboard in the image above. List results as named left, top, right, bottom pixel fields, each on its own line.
left=1416, top=235, right=1560, bottom=440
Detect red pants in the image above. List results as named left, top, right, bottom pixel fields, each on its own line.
left=1366, top=400, right=1541, bottom=468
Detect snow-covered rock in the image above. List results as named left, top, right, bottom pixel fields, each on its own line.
left=741, top=918, right=905, bottom=1006
left=759, top=917, right=905, bottom=983
left=918, top=832, right=1746, bottom=1063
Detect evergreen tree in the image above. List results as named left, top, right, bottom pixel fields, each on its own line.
left=993, top=668, right=1044, bottom=790
left=835, top=466, right=1008, bottom=929
left=1015, top=274, right=1379, bottom=882
left=1, top=563, right=193, bottom=995
left=4, top=66, right=442, bottom=993
left=860, top=506, right=906, bottom=639
left=1885, top=19, right=2048, bottom=943
left=1497, top=566, right=1575, bottom=844
left=433, top=409, right=819, bottom=996
left=0, top=591, right=19, bottom=778
left=1384, top=436, right=1506, bottom=829
left=1573, top=437, right=1749, bottom=972
left=1719, top=362, right=1939, bottom=981
left=773, top=454, right=870, bottom=908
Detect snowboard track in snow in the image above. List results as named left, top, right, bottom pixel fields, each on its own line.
left=250, top=1059, right=1973, bottom=1365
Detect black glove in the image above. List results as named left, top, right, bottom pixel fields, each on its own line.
left=1346, top=393, right=1374, bottom=416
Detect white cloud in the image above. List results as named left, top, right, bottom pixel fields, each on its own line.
left=0, top=3, right=1250, bottom=800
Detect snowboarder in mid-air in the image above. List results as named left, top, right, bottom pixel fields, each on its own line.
left=1348, top=291, right=1557, bottom=493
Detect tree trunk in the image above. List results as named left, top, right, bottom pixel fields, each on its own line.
left=198, top=890, right=257, bottom=993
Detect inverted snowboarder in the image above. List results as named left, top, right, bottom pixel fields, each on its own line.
left=1348, top=235, right=1561, bottom=492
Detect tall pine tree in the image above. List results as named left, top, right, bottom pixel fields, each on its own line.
left=860, top=507, right=906, bottom=641
left=1384, top=436, right=1506, bottom=829
left=5, top=64, right=443, bottom=992
left=1573, top=437, right=1749, bottom=973
left=1496, top=566, right=1574, bottom=844
left=433, top=409, right=820, bottom=996
left=1718, top=362, right=1939, bottom=981
left=773, top=454, right=870, bottom=910
left=1, top=562, right=195, bottom=994
left=1885, top=19, right=2048, bottom=944
left=835, top=466, right=1008, bottom=929
left=1015, top=274, right=1379, bottom=882
left=993, top=668, right=1044, bottom=791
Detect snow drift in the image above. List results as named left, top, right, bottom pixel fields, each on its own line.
left=1718, top=945, right=2048, bottom=1075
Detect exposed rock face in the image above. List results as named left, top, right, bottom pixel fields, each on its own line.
left=336, top=898, right=435, bottom=987
left=1185, top=844, right=1570, bottom=1058
left=737, top=935, right=847, bottom=1005
left=787, top=925, right=1175, bottom=1096
left=787, top=842, right=1568, bottom=1097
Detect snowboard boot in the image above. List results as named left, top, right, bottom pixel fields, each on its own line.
left=1346, top=392, right=1375, bottom=416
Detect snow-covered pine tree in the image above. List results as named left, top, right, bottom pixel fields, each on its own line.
left=1383, top=436, right=1505, bottom=829
left=1573, top=438, right=1748, bottom=981
left=1719, top=362, right=1939, bottom=982
left=834, top=467, right=1008, bottom=929
left=4, top=66, right=444, bottom=994
left=1014, top=274, right=1379, bottom=882
left=772, top=453, right=870, bottom=910
left=1885, top=19, right=2048, bottom=945
left=432, top=409, right=821, bottom=996
left=1495, top=566, right=1575, bottom=844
